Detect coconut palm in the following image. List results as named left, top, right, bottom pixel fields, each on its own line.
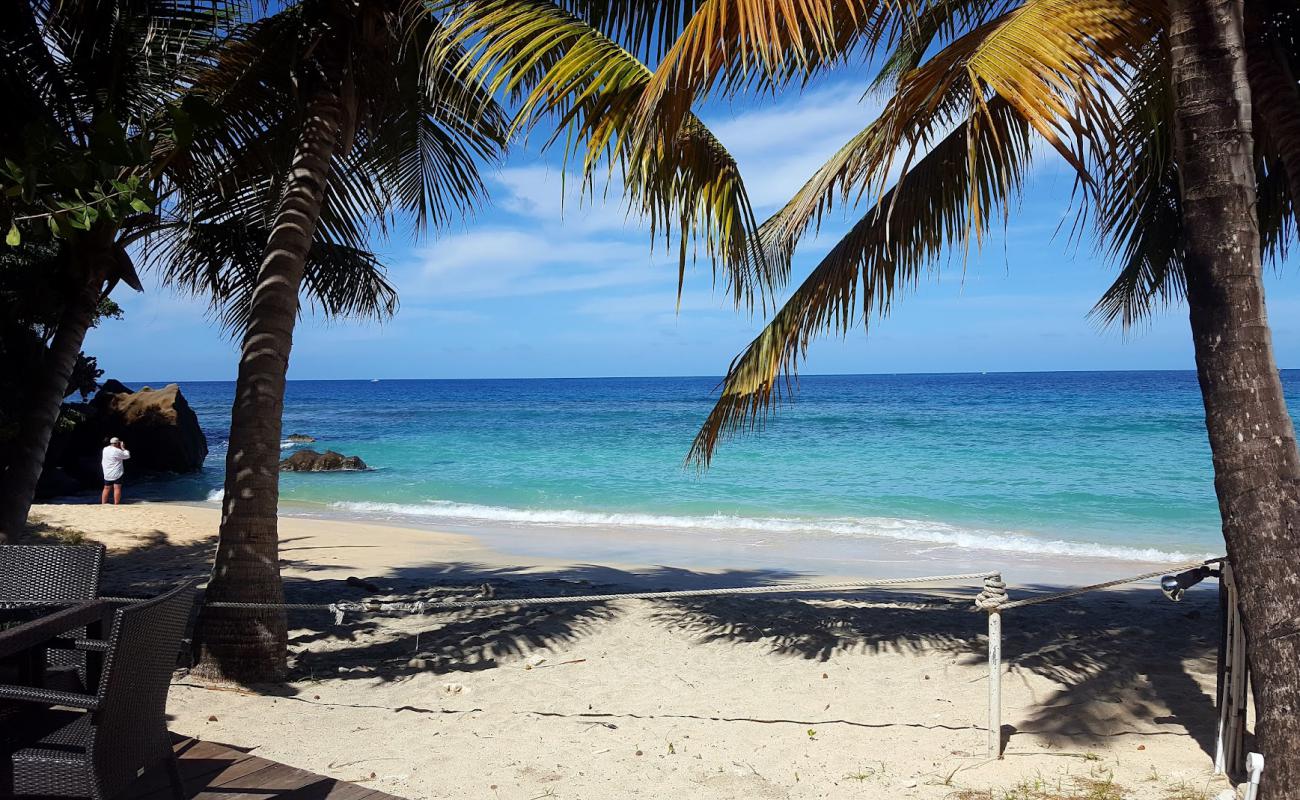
left=188, top=0, right=773, bottom=683
left=176, top=0, right=514, bottom=683
left=592, top=0, right=1298, bottom=790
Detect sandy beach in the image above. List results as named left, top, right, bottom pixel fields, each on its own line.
left=28, top=501, right=1235, bottom=800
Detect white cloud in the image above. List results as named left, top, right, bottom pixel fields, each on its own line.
left=399, top=228, right=671, bottom=300
left=491, top=164, right=643, bottom=234
left=705, top=85, right=884, bottom=211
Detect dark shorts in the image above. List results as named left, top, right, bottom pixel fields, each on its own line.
left=103, top=480, right=122, bottom=487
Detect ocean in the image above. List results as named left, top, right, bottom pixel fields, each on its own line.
left=125, top=370, right=1296, bottom=574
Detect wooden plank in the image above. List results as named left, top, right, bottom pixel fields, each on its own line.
left=124, top=736, right=409, bottom=800
left=126, top=738, right=256, bottom=800
left=188, top=762, right=321, bottom=800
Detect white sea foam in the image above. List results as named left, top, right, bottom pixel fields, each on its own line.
left=329, top=500, right=1211, bottom=564
left=205, top=489, right=224, bottom=503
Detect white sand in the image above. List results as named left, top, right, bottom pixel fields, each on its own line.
left=30, top=502, right=1236, bottom=800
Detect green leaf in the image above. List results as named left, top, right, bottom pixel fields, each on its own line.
left=129, top=198, right=152, bottom=214
left=169, top=104, right=194, bottom=151
left=5, top=223, right=19, bottom=246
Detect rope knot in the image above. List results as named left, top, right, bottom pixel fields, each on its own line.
left=975, top=574, right=1008, bottom=612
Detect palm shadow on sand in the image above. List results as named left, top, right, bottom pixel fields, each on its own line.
left=88, top=532, right=1224, bottom=759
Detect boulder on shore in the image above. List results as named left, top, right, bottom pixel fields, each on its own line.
left=89, top=382, right=208, bottom=472
left=36, top=380, right=209, bottom=497
left=280, top=449, right=367, bottom=472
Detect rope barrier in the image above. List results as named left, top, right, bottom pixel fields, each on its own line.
left=997, top=557, right=1225, bottom=611
left=3, top=560, right=1229, bottom=618
left=197, top=572, right=1003, bottom=619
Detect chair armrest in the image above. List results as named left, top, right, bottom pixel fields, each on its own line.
left=0, top=683, right=99, bottom=710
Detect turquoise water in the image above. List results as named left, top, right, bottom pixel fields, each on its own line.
left=140, top=371, right=1298, bottom=564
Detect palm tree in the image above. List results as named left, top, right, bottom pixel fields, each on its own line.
left=580, top=0, right=1299, bottom=791
left=180, top=0, right=513, bottom=683
left=0, top=0, right=240, bottom=541
left=189, top=0, right=772, bottom=682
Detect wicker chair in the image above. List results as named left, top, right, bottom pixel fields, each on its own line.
left=0, top=545, right=104, bottom=605
left=0, top=544, right=106, bottom=689
left=0, top=580, right=197, bottom=800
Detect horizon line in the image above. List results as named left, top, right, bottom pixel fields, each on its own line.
left=115, top=366, right=1299, bottom=384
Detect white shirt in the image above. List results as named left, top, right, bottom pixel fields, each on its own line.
left=101, top=445, right=130, bottom=482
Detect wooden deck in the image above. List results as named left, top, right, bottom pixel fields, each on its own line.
left=123, top=736, right=407, bottom=800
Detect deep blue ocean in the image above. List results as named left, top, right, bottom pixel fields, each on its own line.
left=135, top=371, right=1299, bottom=564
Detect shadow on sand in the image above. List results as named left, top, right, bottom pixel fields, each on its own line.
left=89, top=531, right=1223, bottom=759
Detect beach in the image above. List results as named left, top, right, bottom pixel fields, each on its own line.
left=31, top=501, right=1234, bottom=800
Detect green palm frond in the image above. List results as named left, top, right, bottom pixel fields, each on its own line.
left=435, top=0, right=770, bottom=304
left=152, top=217, right=397, bottom=334
left=1091, top=37, right=1296, bottom=328
left=689, top=93, right=1033, bottom=466
left=1089, top=42, right=1182, bottom=329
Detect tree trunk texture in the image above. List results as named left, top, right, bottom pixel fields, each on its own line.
left=192, top=92, right=343, bottom=683
left=1245, top=9, right=1300, bottom=210
left=0, top=236, right=112, bottom=541
left=1167, top=0, right=1300, bottom=795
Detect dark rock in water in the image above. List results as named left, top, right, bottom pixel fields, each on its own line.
left=280, top=449, right=367, bottom=472
left=35, top=380, right=208, bottom=497
left=286, top=433, right=316, bottom=443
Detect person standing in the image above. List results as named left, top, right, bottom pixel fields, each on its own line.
left=100, top=437, right=130, bottom=505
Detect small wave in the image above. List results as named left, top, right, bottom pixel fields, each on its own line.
left=329, top=500, right=1210, bottom=563
left=205, top=489, right=224, bottom=503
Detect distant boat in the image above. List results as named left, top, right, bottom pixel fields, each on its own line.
left=371, top=378, right=380, bottom=383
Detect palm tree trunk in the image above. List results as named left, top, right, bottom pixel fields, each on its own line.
left=1167, top=0, right=1300, bottom=794
left=0, top=243, right=110, bottom=542
left=192, top=91, right=343, bottom=683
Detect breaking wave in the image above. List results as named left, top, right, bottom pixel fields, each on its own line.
left=329, top=499, right=1210, bottom=563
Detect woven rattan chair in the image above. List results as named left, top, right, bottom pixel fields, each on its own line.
left=0, top=580, right=197, bottom=800
left=0, top=545, right=105, bottom=604
left=0, top=544, right=105, bottom=689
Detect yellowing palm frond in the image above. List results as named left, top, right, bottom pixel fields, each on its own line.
left=873, top=0, right=1158, bottom=193
left=632, top=0, right=907, bottom=148
left=436, top=0, right=771, bottom=303
left=730, top=0, right=1160, bottom=291
left=689, top=94, right=1033, bottom=466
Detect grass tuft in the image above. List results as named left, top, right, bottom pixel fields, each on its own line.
left=24, top=519, right=88, bottom=546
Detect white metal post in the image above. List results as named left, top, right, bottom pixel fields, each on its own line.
left=988, top=606, right=1002, bottom=759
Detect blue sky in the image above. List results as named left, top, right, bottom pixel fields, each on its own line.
left=95, top=79, right=1300, bottom=382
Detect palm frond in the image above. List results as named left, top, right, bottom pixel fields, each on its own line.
left=435, top=0, right=770, bottom=304
left=151, top=217, right=397, bottom=334
left=1090, top=32, right=1296, bottom=328
left=869, top=0, right=1020, bottom=91
left=688, top=93, right=1033, bottom=466
left=1088, top=42, right=1182, bottom=329
left=633, top=0, right=908, bottom=146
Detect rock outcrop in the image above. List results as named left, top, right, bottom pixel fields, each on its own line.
left=88, top=383, right=208, bottom=472
left=36, top=381, right=208, bottom=497
left=280, top=449, right=367, bottom=472
left=285, top=433, right=316, bottom=443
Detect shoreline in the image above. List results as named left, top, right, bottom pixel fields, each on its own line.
left=34, top=497, right=1215, bottom=590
